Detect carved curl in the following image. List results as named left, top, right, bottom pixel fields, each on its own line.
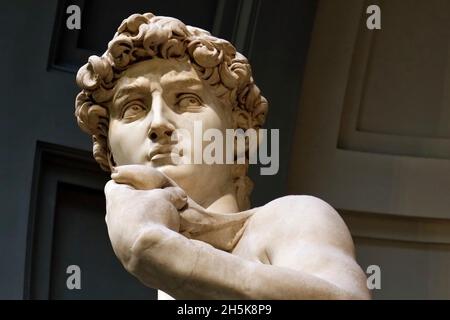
left=74, top=12, right=268, bottom=210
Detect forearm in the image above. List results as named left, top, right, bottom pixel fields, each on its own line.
left=173, top=242, right=355, bottom=299
left=128, top=226, right=356, bottom=300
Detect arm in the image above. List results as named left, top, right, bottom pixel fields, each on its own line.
left=106, top=166, right=369, bottom=299
left=129, top=225, right=365, bottom=299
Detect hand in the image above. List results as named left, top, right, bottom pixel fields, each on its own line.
left=109, top=164, right=255, bottom=251
left=104, top=165, right=254, bottom=295
left=107, top=165, right=216, bottom=236
left=104, top=165, right=187, bottom=268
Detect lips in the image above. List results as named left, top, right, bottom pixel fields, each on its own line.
left=148, top=145, right=179, bottom=162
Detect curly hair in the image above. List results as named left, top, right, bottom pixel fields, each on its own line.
left=74, top=12, right=268, bottom=210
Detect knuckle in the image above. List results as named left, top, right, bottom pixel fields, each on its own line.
left=166, top=187, right=187, bottom=209
left=146, top=188, right=166, bottom=200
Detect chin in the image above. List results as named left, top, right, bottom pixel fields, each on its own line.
left=157, top=164, right=193, bottom=185
left=158, top=164, right=207, bottom=201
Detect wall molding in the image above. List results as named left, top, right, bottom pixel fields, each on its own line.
left=337, top=0, right=450, bottom=159
left=341, top=209, right=450, bottom=245
left=47, top=0, right=259, bottom=73
left=24, top=141, right=108, bottom=299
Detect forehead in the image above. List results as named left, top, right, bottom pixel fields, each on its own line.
left=114, top=57, right=203, bottom=91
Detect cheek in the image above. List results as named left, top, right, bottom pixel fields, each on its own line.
left=198, top=107, right=231, bottom=133
left=178, top=110, right=226, bottom=150
left=108, top=121, right=148, bottom=165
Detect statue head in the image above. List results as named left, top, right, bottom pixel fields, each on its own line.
left=75, top=12, right=268, bottom=211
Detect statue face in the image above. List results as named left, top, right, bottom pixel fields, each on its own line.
left=108, top=57, right=235, bottom=207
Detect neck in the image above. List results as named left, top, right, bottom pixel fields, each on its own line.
left=180, top=183, right=254, bottom=251
left=206, top=191, right=240, bottom=213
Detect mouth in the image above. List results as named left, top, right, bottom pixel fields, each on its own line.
left=148, top=145, right=182, bottom=164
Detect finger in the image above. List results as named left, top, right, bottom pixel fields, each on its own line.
left=104, top=180, right=144, bottom=226
left=163, top=186, right=188, bottom=210
left=111, top=165, right=170, bottom=190
left=104, top=179, right=120, bottom=196
left=104, top=180, right=124, bottom=221
left=104, top=179, right=135, bottom=201
left=110, top=172, right=138, bottom=188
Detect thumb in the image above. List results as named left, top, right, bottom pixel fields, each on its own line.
left=111, top=165, right=170, bottom=190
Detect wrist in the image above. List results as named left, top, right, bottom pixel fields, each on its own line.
left=127, top=225, right=199, bottom=291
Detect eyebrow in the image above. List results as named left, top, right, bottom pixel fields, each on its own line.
left=113, top=79, right=151, bottom=104
left=112, top=74, right=205, bottom=108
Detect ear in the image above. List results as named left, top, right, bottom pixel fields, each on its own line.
left=231, top=110, right=261, bottom=162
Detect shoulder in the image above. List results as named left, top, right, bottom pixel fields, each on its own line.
left=249, top=196, right=370, bottom=299
left=249, top=196, right=369, bottom=299
left=251, top=195, right=355, bottom=256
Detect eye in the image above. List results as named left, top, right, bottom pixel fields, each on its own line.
left=177, top=94, right=203, bottom=112
left=122, top=102, right=146, bottom=120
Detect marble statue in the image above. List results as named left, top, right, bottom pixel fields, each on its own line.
left=74, top=12, right=370, bottom=300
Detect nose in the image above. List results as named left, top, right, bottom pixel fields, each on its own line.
left=148, top=95, right=175, bottom=143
